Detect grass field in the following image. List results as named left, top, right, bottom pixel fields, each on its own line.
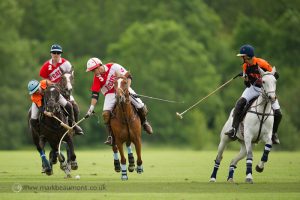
left=0, top=148, right=300, bottom=199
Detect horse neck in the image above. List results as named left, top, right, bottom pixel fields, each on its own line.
left=254, top=94, right=272, bottom=113
left=116, top=93, right=135, bottom=118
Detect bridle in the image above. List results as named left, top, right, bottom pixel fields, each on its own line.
left=44, top=86, right=61, bottom=114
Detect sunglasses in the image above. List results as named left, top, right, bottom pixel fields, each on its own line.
left=51, top=52, right=62, bottom=55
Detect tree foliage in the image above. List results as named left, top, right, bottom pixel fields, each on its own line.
left=0, top=0, right=299, bottom=150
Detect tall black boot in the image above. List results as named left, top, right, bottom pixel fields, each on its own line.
left=225, top=98, right=247, bottom=139
left=30, top=119, right=40, bottom=135
left=71, top=101, right=80, bottom=123
left=65, top=102, right=84, bottom=135
left=102, top=111, right=113, bottom=146
left=137, top=106, right=153, bottom=134
left=272, top=109, right=282, bottom=144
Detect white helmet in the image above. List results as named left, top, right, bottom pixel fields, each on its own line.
left=86, top=57, right=103, bottom=72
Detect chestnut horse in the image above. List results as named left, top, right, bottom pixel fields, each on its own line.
left=110, top=74, right=143, bottom=180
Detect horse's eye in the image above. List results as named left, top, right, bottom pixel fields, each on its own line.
left=262, top=81, right=265, bottom=84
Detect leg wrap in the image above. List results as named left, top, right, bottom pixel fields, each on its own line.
left=261, top=144, right=272, bottom=162
left=246, top=158, right=253, bottom=175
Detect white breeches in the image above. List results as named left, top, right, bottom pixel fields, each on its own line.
left=30, top=94, right=68, bottom=119
left=103, top=87, right=144, bottom=111
left=241, top=85, right=280, bottom=110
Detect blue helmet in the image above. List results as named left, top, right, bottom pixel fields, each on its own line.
left=237, top=44, right=254, bottom=58
left=28, top=80, right=40, bottom=95
left=50, top=44, right=63, bottom=53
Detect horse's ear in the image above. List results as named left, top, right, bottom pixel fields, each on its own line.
left=258, top=67, right=265, bottom=76
left=271, top=66, right=276, bottom=75
left=124, top=71, right=131, bottom=79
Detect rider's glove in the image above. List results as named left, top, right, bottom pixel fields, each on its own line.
left=85, top=105, right=95, bottom=118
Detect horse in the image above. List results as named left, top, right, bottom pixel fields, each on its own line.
left=210, top=67, right=277, bottom=183
left=28, top=85, right=78, bottom=177
left=110, top=73, right=143, bottom=180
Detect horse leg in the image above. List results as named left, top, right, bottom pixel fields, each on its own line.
left=126, top=141, right=135, bottom=172
left=34, top=134, right=51, bottom=175
left=210, top=136, right=229, bottom=182
left=55, top=141, right=72, bottom=178
left=112, top=145, right=121, bottom=172
left=133, top=137, right=143, bottom=174
left=65, top=136, right=78, bottom=170
left=117, top=142, right=128, bottom=180
left=256, top=143, right=272, bottom=173
left=49, top=149, right=58, bottom=167
left=227, top=143, right=247, bottom=182
left=244, top=137, right=254, bottom=184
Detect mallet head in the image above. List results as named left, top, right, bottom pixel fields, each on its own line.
left=176, top=112, right=183, bottom=119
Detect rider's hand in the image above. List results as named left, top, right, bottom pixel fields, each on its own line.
left=85, top=105, right=95, bottom=119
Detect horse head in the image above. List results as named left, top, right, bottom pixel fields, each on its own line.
left=58, top=70, right=74, bottom=100
left=44, top=85, right=61, bottom=113
left=259, top=67, right=277, bottom=103
left=114, top=72, right=130, bottom=104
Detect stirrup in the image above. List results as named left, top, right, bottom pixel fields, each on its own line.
left=104, top=136, right=113, bottom=146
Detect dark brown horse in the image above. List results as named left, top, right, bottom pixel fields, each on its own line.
left=111, top=73, right=143, bottom=180
left=28, top=85, right=77, bottom=177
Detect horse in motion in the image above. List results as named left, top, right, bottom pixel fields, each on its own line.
left=28, top=85, right=78, bottom=177
left=110, top=73, right=143, bottom=180
left=210, top=67, right=278, bottom=183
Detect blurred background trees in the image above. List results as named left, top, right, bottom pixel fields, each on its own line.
left=0, top=0, right=299, bottom=150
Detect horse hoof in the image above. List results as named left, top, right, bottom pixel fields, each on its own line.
left=45, top=168, right=53, bottom=176
left=128, top=164, right=135, bottom=172
left=255, top=165, right=264, bottom=173
left=70, top=161, right=78, bottom=170
left=245, top=178, right=253, bottom=184
left=64, top=174, right=72, bottom=179
left=121, top=175, right=128, bottom=181
left=136, top=166, right=144, bottom=174
left=209, top=178, right=216, bottom=182
left=227, top=178, right=234, bottom=183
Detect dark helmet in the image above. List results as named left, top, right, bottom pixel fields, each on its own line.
left=237, top=44, right=254, bottom=58
left=50, top=44, right=63, bottom=53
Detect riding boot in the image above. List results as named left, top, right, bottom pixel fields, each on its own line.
left=137, top=106, right=153, bottom=134
left=65, top=102, right=84, bottom=135
left=30, top=119, right=40, bottom=135
left=272, top=109, right=282, bottom=144
left=71, top=101, right=80, bottom=123
left=102, top=111, right=113, bottom=146
left=225, top=97, right=247, bottom=139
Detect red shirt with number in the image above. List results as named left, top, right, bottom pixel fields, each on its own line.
left=39, top=58, right=72, bottom=83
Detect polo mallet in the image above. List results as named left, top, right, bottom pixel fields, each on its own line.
left=130, top=93, right=184, bottom=104
left=58, top=116, right=87, bottom=159
left=58, top=111, right=95, bottom=159
left=176, top=73, right=241, bottom=119
left=44, top=111, right=72, bottom=130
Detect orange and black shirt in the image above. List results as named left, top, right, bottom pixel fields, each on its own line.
left=30, top=80, right=48, bottom=107
left=242, top=57, right=272, bottom=86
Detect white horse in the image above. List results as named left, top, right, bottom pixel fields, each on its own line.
left=210, top=67, right=277, bottom=184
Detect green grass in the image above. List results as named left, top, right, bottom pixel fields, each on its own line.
left=0, top=148, right=300, bottom=199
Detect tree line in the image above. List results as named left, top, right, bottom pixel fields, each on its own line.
left=0, top=0, right=299, bottom=150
